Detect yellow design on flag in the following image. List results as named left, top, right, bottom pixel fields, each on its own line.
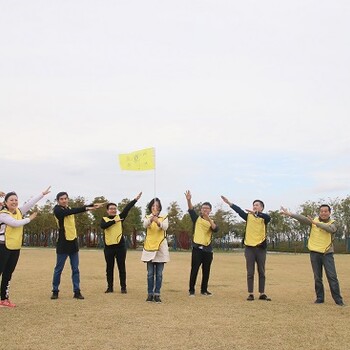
left=119, top=148, right=155, bottom=171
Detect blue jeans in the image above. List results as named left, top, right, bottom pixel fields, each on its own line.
left=147, top=262, right=164, bottom=296
left=310, top=252, right=343, bottom=304
left=52, top=252, right=80, bottom=293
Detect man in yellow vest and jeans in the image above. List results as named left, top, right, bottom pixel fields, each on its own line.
left=51, top=192, right=103, bottom=300
left=281, top=204, right=344, bottom=306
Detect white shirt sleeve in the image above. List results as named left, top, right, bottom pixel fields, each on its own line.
left=160, top=216, right=169, bottom=231
left=19, top=193, right=44, bottom=215
left=143, top=217, right=152, bottom=229
left=0, top=213, right=30, bottom=228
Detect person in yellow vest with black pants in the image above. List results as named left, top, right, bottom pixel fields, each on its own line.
left=141, top=197, right=169, bottom=303
left=51, top=191, right=104, bottom=300
left=185, top=190, right=218, bottom=297
left=221, top=196, right=271, bottom=301
left=0, top=187, right=51, bottom=307
left=280, top=205, right=344, bottom=306
left=100, top=192, right=142, bottom=294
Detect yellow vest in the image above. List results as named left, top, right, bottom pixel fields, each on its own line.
left=103, top=215, right=123, bottom=245
left=144, top=215, right=166, bottom=251
left=308, top=218, right=335, bottom=253
left=55, top=215, right=77, bottom=241
left=193, top=217, right=212, bottom=246
left=244, top=213, right=266, bottom=247
left=0, top=209, right=24, bottom=250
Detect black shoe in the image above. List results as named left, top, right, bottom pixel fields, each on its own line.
left=259, top=294, right=271, bottom=301
left=314, top=299, right=324, bottom=304
left=336, top=301, right=345, bottom=306
left=201, top=291, right=212, bottom=296
left=51, top=291, right=59, bottom=300
left=73, top=291, right=85, bottom=300
left=154, top=295, right=162, bottom=303
left=146, top=294, right=153, bottom=302
left=121, top=288, right=127, bottom=294
left=105, top=287, right=113, bottom=293
left=247, top=294, right=254, bottom=301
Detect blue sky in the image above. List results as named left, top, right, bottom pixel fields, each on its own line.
left=1, top=1, right=349, bottom=214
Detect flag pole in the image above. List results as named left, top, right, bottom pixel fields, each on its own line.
left=153, top=147, right=156, bottom=200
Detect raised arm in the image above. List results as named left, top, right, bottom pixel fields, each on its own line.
left=20, top=186, right=51, bottom=215
left=221, top=195, right=248, bottom=221
left=119, top=192, right=142, bottom=220
left=185, top=190, right=193, bottom=210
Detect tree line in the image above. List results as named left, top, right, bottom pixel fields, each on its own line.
left=24, top=195, right=350, bottom=252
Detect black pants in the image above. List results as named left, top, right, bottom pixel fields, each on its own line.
left=0, top=244, right=20, bottom=300
left=104, top=246, right=127, bottom=290
left=189, top=248, right=213, bottom=293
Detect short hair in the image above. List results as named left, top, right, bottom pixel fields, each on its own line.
left=201, top=202, right=212, bottom=209
left=319, top=204, right=331, bottom=212
left=4, top=192, right=17, bottom=202
left=147, top=198, right=162, bottom=213
left=56, top=192, right=68, bottom=201
left=253, top=199, right=265, bottom=210
left=106, top=203, right=117, bottom=210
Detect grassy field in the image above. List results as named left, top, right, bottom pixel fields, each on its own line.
left=1, top=248, right=350, bottom=350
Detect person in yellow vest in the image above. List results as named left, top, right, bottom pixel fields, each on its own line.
left=185, top=190, right=218, bottom=296
left=100, top=192, right=142, bottom=294
left=280, top=205, right=344, bottom=306
left=51, top=191, right=104, bottom=300
left=141, top=197, right=169, bottom=303
left=221, top=195, right=271, bottom=301
left=0, top=187, right=51, bottom=308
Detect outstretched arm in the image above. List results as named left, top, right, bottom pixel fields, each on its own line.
left=221, top=195, right=248, bottom=221
left=280, top=207, right=311, bottom=226
left=20, top=186, right=51, bottom=215
left=221, top=195, right=232, bottom=206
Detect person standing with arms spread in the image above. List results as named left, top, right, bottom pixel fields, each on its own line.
left=100, top=192, right=142, bottom=294
left=221, top=195, right=271, bottom=301
left=0, top=186, right=51, bottom=307
left=141, top=197, right=169, bottom=303
left=280, top=205, right=344, bottom=306
left=185, top=190, right=218, bottom=297
left=51, top=192, right=104, bottom=300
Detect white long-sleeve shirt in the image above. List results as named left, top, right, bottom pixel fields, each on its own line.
left=0, top=193, right=44, bottom=243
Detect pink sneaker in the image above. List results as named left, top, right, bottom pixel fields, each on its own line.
left=0, top=299, right=16, bottom=308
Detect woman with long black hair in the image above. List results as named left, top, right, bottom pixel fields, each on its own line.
left=0, top=186, right=51, bottom=307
